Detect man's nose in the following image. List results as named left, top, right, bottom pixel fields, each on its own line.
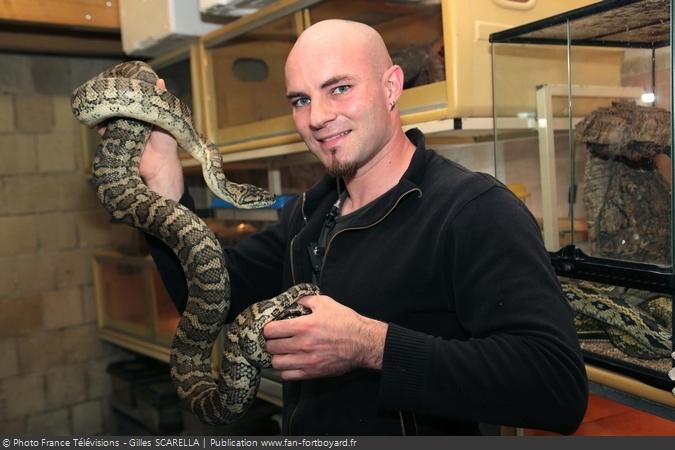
left=309, top=98, right=336, bottom=130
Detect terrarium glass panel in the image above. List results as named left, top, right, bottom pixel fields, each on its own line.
left=567, top=14, right=672, bottom=268
left=98, top=259, right=152, bottom=338
left=492, top=1, right=672, bottom=264
left=427, top=132, right=498, bottom=181
left=491, top=38, right=571, bottom=246
left=491, top=0, right=673, bottom=390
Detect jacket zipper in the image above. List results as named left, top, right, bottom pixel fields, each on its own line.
left=318, top=187, right=421, bottom=284
left=399, top=411, right=407, bottom=436
left=288, top=402, right=300, bottom=435
left=300, top=192, right=308, bottom=223
left=289, top=192, right=309, bottom=285
left=287, top=187, right=421, bottom=434
left=287, top=192, right=311, bottom=433
left=289, top=234, right=299, bottom=284
left=398, top=411, right=419, bottom=436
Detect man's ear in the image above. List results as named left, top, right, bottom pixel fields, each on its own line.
left=383, top=64, right=404, bottom=109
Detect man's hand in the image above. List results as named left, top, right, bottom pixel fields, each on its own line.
left=96, top=79, right=184, bottom=201
left=263, top=294, right=388, bottom=380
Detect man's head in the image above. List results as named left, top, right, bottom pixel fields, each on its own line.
left=284, top=20, right=404, bottom=179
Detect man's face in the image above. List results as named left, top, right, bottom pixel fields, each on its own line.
left=285, top=38, right=393, bottom=178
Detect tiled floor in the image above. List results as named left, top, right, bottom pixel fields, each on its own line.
left=525, top=394, right=675, bottom=436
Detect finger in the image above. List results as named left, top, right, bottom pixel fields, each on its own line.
left=263, top=318, right=293, bottom=339
left=270, top=353, right=302, bottom=371
left=263, top=315, right=307, bottom=339
left=279, top=369, right=308, bottom=381
left=156, top=78, right=166, bottom=91
left=296, top=294, right=323, bottom=310
left=96, top=123, right=106, bottom=137
left=150, top=125, right=175, bottom=143
left=265, top=336, right=298, bottom=355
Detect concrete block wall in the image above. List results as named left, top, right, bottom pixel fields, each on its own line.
left=0, top=53, right=141, bottom=435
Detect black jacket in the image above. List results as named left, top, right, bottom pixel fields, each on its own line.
left=149, top=128, right=588, bottom=435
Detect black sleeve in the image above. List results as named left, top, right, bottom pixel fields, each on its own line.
left=378, top=187, right=588, bottom=434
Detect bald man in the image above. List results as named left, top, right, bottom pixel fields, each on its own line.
left=143, top=20, right=588, bottom=435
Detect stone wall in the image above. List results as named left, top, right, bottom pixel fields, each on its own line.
left=0, top=53, right=138, bottom=435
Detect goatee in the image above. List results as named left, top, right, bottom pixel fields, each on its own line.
left=326, top=150, right=358, bottom=178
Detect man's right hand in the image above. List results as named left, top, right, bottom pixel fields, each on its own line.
left=96, top=78, right=185, bottom=202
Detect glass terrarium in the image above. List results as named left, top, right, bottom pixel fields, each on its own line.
left=491, top=0, right=673, bottom=398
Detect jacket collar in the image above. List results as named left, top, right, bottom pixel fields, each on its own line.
left=302, top=128, right=428, bottom=220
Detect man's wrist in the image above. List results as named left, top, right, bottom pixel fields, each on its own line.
left=357, top=318, right=388, bottom=370
left=145, top=176, right=184, bottom=202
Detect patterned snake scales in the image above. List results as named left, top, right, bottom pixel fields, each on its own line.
left=561, top=280, right=671, bottom=360
left=71, top=61, right=320, bottom=424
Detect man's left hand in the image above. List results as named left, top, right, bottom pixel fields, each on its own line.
left=263, top=294, right=388, bottom=380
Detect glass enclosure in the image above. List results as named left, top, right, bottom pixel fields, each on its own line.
left=492, top=0, right=673, bottom=391
left=94, top=253, right=223, bottom=364
left=95, top=255, right=154, bottom=339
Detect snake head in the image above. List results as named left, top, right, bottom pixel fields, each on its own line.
left=232, top=185, right=277, bottom=209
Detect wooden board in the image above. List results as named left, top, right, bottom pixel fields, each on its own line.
left=0, top=29, right=122, bottom=56
left=0, top=0, right=120, bottom=30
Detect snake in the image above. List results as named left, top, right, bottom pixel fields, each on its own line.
left=71, top=60, right=320, bottom=424
left=561, top=280, right=671, bottom=360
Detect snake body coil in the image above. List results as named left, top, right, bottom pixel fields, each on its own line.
left=72, top=61, right=319, bottom=424
left=562, top=280, right=671, bottom=359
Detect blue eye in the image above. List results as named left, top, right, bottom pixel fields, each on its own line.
left=332, top=85, right=350, bottom=95
left=292, top=97, right=310, bottom=108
